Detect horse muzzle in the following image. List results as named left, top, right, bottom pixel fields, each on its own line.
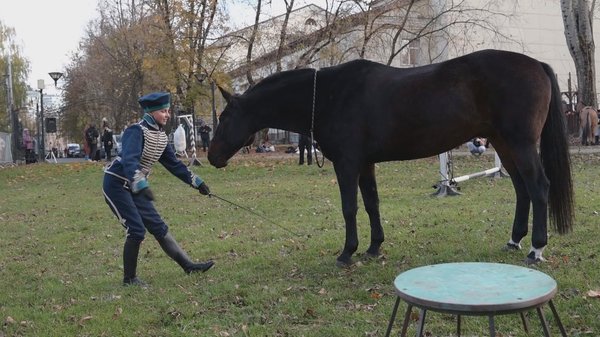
left=207, top=152, right=228, bottom=168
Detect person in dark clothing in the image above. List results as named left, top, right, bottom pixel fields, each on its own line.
left=199, top=123, right=212, bottom=152
left=86, top=124, right=100, bottom=161
left=102, top=121, right=114, bottom=161
left=103, top=92, right=214, bottom=287
left=298, top=134, right=312, bottom=165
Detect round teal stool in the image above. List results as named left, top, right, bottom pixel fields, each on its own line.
left=384, top=262, right=567, bottom=337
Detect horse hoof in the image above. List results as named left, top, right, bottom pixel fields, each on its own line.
left=335, top=258, right=353, bottom=268
left=524, top=257, right=541, bottom=265
left=502, top=242, right=521, bottom=251
left=524, top=251, right=545, bottom=265
left=362, top=252, right=380, bottom=260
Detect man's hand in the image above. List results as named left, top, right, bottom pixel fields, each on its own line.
left=198, top=182, right=210, bottom=196
left=139, top=187, right=155, bottom=201
left=132, top=177, right=154, bottom=201
left=192, top=175, right=210, bottom=195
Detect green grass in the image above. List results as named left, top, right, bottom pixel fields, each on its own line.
left=0, top=153, right=599, bottom=336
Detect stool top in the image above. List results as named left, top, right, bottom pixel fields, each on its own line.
left=393, top=262, right=557, bottom=314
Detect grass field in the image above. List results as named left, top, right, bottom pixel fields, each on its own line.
left=0, top=152, right=599, bottom=336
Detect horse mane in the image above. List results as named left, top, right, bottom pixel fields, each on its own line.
left=245, top=68, right=315, bottom=95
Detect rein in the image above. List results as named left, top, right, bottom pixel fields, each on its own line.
left=310, top=69, right=325, bottom=168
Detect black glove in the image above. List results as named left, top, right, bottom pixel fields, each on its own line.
left=198, top=182, right=211, bottom=196
left=139, top=187, right=155, bottom=201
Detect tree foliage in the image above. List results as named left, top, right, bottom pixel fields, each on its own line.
left=0, top=21, right=30, bottom=132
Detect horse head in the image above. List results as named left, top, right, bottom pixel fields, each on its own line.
left=207, top=86, right=256, bottom=168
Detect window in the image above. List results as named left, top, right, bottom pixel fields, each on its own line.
left=400, top=39, right=419, bottom=66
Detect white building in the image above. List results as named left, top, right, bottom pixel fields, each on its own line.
left=214, top=0, right=599, bottom=141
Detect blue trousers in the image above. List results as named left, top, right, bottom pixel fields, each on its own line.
left=103, top=174, right=168, bottom=241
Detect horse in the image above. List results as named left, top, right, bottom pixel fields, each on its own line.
left=208, top=49, right=574, bottom=266
left=578, top=105, right=599, bottom=145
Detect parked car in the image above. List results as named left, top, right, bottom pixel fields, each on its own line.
left=67, top=143, right=83, bottom=158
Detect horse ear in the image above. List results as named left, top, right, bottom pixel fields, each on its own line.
left=218, top=86, right=234, bottom=104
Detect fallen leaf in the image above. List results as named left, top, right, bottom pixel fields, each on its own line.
left=370, top=292, right=383, bottom=299
left=586, top=290, right=600, bottom=298
left=78, top=316, right=93, bottom=326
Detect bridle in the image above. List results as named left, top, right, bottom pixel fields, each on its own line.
left=310, top=69, right=325, bottom=168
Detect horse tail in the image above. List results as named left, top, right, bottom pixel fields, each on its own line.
left=540, top=62, right=574, bottom=234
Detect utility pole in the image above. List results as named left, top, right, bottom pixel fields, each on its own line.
left=37, top=80, right=45, bottom=162
left=6, top=39, right=17, bottom=162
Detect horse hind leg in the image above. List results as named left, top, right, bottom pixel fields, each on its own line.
left=494, top=145, right=530, bottom=251
left=358, top=164, right=384, bottom=259
left=510, top=145, right=550, bottom=264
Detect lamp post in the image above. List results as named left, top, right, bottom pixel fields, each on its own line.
left=49, top=72, right=63, bottom=87
left=37, top=79, right=45, bottom=161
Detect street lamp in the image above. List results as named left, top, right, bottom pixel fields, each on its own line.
left=48, top=72, right=63, bottom=87
left=37, top=79, right=45, bottom=161
left=194, top=73, right=218, bottom=133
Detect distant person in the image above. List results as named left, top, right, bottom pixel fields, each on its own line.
left=85, top=124, right=99, bottom=161
left=467, top=137, right=487, bottom=156
left=199, top=123, right=211, bottom=152
left=298, top=134, right=312, bottom=165
left=102, top=121, right=114, bottom=162
left=83, top=124, right=91, bottom=160
left=103, top=92, right=214, bottom=286
left=22, top=128, right=36, bottom=164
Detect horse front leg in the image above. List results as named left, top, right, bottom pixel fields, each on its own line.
left=358, top=164, right=384, bottom=258
left=333, top=164, right=360, bottom=267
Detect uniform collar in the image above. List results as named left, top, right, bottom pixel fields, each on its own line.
left=142, top=113, right=162, bottom=131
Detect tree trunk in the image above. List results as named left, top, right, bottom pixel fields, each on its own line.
left=561, top=0, right=597, bottom=107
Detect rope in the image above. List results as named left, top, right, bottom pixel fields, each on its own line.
left=208, top=193, right=302, bottom=237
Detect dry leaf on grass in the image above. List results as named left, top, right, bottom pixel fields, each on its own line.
left=586, top=289, right=600, bottom=298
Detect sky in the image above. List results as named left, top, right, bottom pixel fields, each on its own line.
left=1, top=0, right=99, bottom=93
left=1, top=0, right=320, bottom=93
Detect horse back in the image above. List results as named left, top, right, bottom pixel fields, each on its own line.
left=317, top=50, right=552, bottom=161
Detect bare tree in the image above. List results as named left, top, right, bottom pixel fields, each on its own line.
left=246, top=0, right=265, bottom=86
left=276, top=0, right=295, bottom=72
left=561, top=0, right=597, bottom=107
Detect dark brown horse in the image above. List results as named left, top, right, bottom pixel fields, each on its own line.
left=208, top=49, right=574, bottom=266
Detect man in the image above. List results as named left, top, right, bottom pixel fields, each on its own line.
left=199, top=123, right=212, bottom=152
left=103, top=92, right=214, bottom=286
left=467, top=137, right=487, bottom=156
left=298, top=134, right=312, bottom=165
left=85, top=124, right=100, bottom=161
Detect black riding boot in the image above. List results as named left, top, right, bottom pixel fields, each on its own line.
left=123, top=238, right=146, bottom=286
left=157, top=232, right=214, bottom=274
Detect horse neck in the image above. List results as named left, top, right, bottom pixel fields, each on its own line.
left=246, top=70, right=315, bottom=135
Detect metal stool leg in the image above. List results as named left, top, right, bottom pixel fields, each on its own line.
left=488, top=315, right=496, bottom=337
left=519, top=311, right=530, bottom=333
left=548, top=300, right=568, bottom=337
left=385, top=297, right=401, bottom=337
left=401, top=304, right=413, bottom=337
left=416, top=309, right=427, bottom=337
left=536, top=306, right=551, bottom=337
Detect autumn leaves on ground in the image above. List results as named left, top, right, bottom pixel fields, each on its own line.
left=1, top=153, right=599, bottom=336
